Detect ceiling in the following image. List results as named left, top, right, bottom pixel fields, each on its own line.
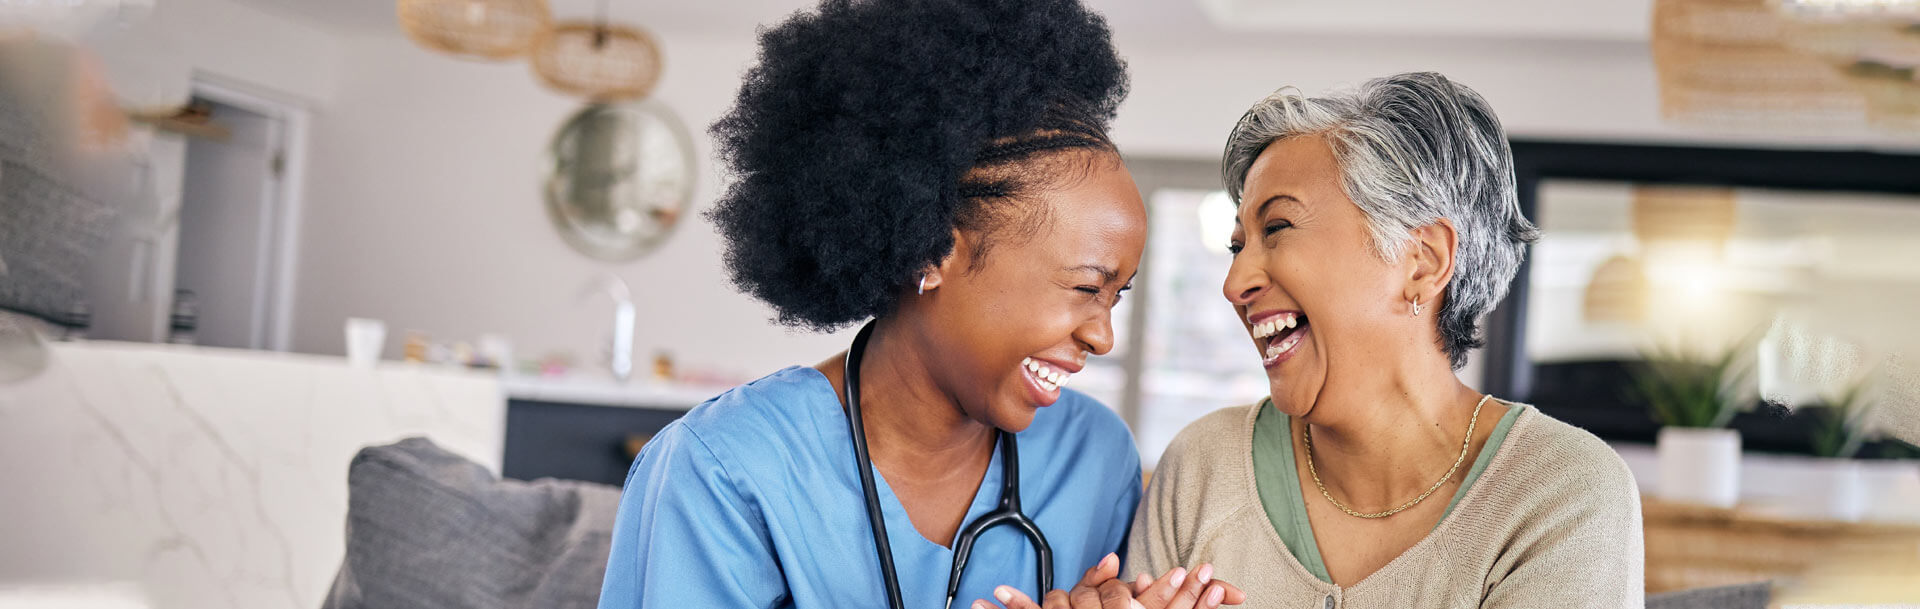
left=229, top=0, right=1654, bottom=43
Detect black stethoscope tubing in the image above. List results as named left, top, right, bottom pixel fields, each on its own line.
left=842, top=321, right=1054, bottom=609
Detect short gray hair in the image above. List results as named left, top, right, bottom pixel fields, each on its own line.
left=1222, top=72, right=1539, bottom=369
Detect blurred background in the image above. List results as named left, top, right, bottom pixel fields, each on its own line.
left=3, top=0, right=1920, bottom=607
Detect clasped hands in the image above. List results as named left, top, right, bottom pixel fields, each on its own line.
left=973, top=554, right=1246, bottom=609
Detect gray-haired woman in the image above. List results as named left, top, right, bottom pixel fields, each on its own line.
left=1125, top=73, right=1644, bottom=608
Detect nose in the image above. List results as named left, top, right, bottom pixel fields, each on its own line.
left=1222, top=251, right=1269, bottom=308
left=1075, top=308, right=1116, bottom=357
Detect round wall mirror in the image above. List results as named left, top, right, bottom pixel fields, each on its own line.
left=543, top=100, right=695, bottom=261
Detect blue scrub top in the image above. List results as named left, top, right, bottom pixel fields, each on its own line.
left=597, top=366, right=1142, bottom=609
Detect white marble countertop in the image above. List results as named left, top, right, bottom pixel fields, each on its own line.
left=0, top=340, right=506, bottom=609
left=500, top=374, right=729, bottom=410
left=92, top=343, right=735, bottom=411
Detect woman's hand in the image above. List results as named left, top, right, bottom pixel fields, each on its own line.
left=974, top=554, right=1245, bottom=609
left=1125, top=562, right=1245, bottom=609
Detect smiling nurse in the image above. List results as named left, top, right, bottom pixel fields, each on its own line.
left=593, top=1, right=1239, bottom=608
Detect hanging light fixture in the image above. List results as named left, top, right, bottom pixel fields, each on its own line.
left=1632, top=185, right=1738, bottom=246
left=1584, top=255, right=1651, bottom=323
left=1651, top=0, right=1919, bottom=131
left=397, top=0, right=551, bottom=61
left=1651, top=0, right=1866, bottom=128
left=528, top=0, right=663, bottom=102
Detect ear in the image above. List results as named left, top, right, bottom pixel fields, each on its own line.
left=917, top=229, right=970, bottom=293
left=1405, top=219, right=1458, bottom=308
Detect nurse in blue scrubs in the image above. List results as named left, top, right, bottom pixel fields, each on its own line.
left=594, top=1, right=1241, bottom=608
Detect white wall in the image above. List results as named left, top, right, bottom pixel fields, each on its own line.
left=87, top=0, right=341, bottom=107
left=286, top=19, right=1914, bottom=386
left=291, top=32, right=853, bottom=380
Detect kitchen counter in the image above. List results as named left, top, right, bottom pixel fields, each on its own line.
left=0, top=340, right=504, bottom=609
left=500, top=374, right=729, bottom=410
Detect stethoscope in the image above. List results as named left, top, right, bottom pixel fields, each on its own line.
left=842, top=321, right=1053, bottom=609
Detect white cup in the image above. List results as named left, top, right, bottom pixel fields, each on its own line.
left=344, top=318, right=387, bottom=369
left=477, top=333, right=513, bottom=370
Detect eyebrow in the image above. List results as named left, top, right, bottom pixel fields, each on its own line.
left=1234, top=194, right=1301, bottom=225
left=1063, top=264, right=1121, bottom=282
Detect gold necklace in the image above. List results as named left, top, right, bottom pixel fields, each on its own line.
left=1303, top=394, right=1492, bottom=519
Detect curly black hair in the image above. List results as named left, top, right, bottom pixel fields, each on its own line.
left=706, top=0, right=1129, bottom=331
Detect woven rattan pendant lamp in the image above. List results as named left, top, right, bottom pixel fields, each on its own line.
left=1652, top=0, right=1919, bottom=130
left=528, top=0, right=663, bottom=101
left=398, top=0, right=552, bottom=60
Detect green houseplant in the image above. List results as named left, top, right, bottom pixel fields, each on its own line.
left=1632, top=340, right=1750, bottom=429
left=1810, top=379, right=1876, bottom=460
left=1633, top=339, right=1752, bottom=508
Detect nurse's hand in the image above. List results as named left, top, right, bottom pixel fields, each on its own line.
left=975, top=553, right=1244, bottom=609
left=1122, top=563, right=1245, bottom=609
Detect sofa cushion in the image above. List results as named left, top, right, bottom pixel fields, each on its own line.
left=322, top=437, right=621, bottom=609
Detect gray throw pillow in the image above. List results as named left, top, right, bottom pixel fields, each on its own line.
left=323, top=437, right=622, bottom=609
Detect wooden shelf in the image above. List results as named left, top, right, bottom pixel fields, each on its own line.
left=1643, top=498, right=1920, bottom=596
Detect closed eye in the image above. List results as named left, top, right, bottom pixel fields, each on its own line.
left=1264, top=220, right=1293, bottom=236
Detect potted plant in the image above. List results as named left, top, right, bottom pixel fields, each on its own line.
left=1800, top=380, right=1878, bottom=521
left=1633, top=340, right=1751, bottom=508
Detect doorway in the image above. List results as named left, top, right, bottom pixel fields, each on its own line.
left=167, top=79, right=307, bottom=351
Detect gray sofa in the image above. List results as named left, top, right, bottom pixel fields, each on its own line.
left=324, top=438, right=1771, bottom=609
left=1648, top=582, right=1772, bottom=609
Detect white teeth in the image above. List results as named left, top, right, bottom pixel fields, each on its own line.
left=1252, top=320, right=1274, bottom=339
left=1022, top=357, right=1071, bottom=391
left=1262, top=328, right=1306, bottom=364
left=1251, top=314, right=1305, bottom=340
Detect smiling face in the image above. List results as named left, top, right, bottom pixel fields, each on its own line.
left=916, top=152, right=1147, bottom=432
left=1223, top=135, right=1414, bottom=420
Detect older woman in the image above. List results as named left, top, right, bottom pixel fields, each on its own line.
left=1124, top=73, right=1643, bottom=608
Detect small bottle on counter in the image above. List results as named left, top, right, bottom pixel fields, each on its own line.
left=60, top=301, right=91, bottom=342
left=402, top=331, right=429, bottom=363
left=167, top=290, right=197, bottom=345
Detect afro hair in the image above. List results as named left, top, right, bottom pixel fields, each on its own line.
left=706, top=0, right=1129, bottom=331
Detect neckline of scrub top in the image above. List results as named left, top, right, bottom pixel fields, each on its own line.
left=794, top=365, right=1012, bottom=551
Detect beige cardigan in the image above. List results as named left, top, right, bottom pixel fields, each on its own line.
left=1125, top=403, right=1644, bottom=608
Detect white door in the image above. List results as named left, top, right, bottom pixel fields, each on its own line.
left=172, top=100, right=281, bottom=349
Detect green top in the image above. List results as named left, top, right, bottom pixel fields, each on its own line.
left=1250, top=398, right=1521, bottom=583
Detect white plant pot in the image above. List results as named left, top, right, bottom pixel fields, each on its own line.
left=1657, top=427, right=1742, bottom=508
left=1795, top=457, right=1867, bottom=522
